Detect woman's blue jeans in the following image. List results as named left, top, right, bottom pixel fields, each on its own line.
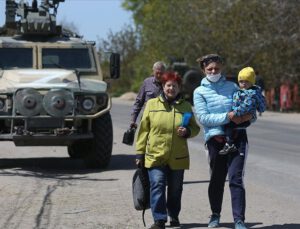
left=148, top=166, right=184, bottom=222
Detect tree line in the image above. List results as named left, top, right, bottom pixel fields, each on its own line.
left=98, top=0, right=300, bottom=96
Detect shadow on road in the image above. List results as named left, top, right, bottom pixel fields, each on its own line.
left=255, top=224, right=300, bottom=229
left=0, top=157, right=118, bottom=181
left=108, top=153, right=136, bottom=170
left=179, top=222, right=246, bottom=229
left=0, top=154, right=136, bottom=175
left=0, top=157, right=86, bottom=170
left=178, top=223, right=209, bottom=228
left=178, top=222, right=300, bottom=229
left=183, top=180, right=210, bottom=185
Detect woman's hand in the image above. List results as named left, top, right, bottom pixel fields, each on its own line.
left=228, top=111, right=242, bottom=124
left=227, top=111, right=235, bottom=120
left=241, top=113, right=253, bottom=122
left=135, top=159, right=144, bottom=167
left=230, top=113, right=252, bottom=124
left=230, top=116, right=242, bottom=124
left=177, top=126, right=187, bottom=137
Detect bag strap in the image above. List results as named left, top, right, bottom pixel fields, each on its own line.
left=142, top=208, right=146, bottom=227
left=138, top=166, right=149, bottom=227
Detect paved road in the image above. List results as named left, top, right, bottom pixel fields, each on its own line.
left=111, top=98, right=300, bottom=229
left=0, top=98, right=299, bottom=229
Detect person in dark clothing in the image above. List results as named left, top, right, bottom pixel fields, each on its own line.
left=130, top=61, right=166, bottom=128
left=255, top=71, right=265, bottom=92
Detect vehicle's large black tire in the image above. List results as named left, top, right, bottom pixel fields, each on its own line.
left=182, top=69, right=202, bottom=92
left=67, top=141, right=85, bottom=159
left=182, top=69, right=203, bottom=105
left=84, top=112, right=113, bottom=169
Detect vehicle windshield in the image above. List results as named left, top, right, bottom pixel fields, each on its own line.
left=0, top=48, right=33, bottom=69
left=42, top=48, right=93, bottom=70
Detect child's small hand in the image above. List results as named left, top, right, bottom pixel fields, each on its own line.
left=177, top=126, right=187, bottom=137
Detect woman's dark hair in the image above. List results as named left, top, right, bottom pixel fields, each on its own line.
left=161, top=71, right=182, bottom=86
left=196, top=54, right=223, bottom=70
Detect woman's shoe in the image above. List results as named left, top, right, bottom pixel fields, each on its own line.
left=235, top=220, right=247, bottom=229
left=149, top=220, right=165, bottom=229
left=170, top=216, right=180, bottom=227
left=208, top=213, right=220, bottom=228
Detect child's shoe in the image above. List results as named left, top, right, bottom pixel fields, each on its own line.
left=219, top=143, right=237, bottom=155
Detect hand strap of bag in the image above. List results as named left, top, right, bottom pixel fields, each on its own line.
left=142, top=209, right=146, bottom=227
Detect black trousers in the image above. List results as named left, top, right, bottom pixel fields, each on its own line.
left=206, top=129, right=248, bottom=222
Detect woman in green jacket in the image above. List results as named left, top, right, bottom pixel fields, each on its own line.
left=135, top=71, right=200, bottom=229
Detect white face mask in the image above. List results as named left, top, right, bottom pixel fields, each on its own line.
left=206, top=73, right=222, bottom=82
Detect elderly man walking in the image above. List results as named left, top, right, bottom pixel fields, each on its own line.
left=130, top=61, right=166, bottom=128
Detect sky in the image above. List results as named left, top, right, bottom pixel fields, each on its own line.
left=0, top=0, right=133, bottom=42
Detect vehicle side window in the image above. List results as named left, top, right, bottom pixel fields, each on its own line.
left=0, top=48, right=33, bottom=68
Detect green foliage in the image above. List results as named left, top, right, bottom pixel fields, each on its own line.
left=97, top=24, right=143, bottom=94
left=101, top=0, right=300, bottom=96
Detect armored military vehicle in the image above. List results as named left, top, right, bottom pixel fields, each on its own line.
left=0, top=0, right=120, bottom=168
left=169, top=58, right=202, bottom=104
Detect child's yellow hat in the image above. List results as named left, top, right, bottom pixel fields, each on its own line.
left=238, top=67, right=256, bottom=84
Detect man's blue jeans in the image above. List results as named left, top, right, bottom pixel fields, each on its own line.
left=148, top=166, right=184, bottom=222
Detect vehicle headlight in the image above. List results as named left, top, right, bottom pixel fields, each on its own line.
left=96, top=94, right=108, bottom=108
left=75, top=94, right=108, bottom=115
left=81, top=97, right=95, bottom=111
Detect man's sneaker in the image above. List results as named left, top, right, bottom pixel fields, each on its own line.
left=170, top=216, right=180, bottom=227
left=235, top=220, right=247, bottom=229
left=219, top=143, right=237, bottom=155
left=149, top=220, right=165, bottom=229
left=208, top=213, right=220, bottom=228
